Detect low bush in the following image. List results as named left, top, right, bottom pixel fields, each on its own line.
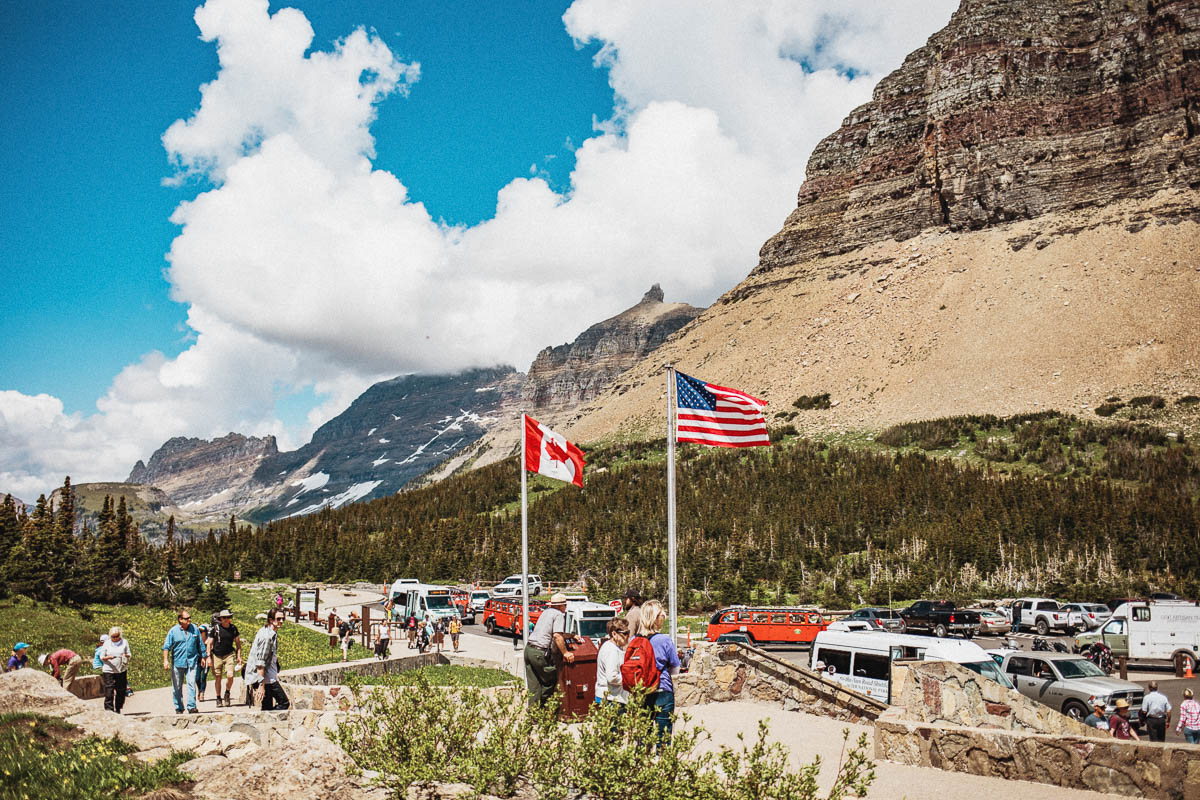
left=1128, top=395, right=1165, bottom=409
left=792, top=393, right=832, bottom=411
left=1178, top=395, right=1200, bottom=406
left=1094, top=402, right=1123, bottom=417
left=345, top=664, right=517, bottom=688
left=334, top=674, right=874, bottom=800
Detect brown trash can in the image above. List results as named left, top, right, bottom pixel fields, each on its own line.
left=557, top=637, right=599, bottom=721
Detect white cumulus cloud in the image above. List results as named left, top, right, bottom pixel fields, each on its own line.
left=2, top=0, right=958, bottom=498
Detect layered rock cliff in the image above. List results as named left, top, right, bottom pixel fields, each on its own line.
left=569, top=0, right=1200, bottom=443
left=757, top=0, right=1200, bottom=272
left=127, top=433, right=279, bottom=508
left=523, top=285, right=701, bottom=410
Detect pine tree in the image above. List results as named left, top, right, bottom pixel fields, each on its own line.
left=11, top=495, right=56, bottom=600
left=0, top=495, right=19, bottom=568
left=93, top=495, right=129, bottom=593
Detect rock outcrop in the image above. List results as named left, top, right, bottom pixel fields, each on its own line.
left=127, top=433, right=279, bottom=507
left=757, top=0, right=1200, bottom=272
left=523, top=285, right=701, bottom=410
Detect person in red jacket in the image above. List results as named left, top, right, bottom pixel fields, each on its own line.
left=39, top=649, right=83, bottom=693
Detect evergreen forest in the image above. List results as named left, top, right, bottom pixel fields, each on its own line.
left=3, top=411, right=1198, bottom=609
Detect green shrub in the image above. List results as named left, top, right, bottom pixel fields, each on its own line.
left=334, top=675, right=874, bottom=800
left=792, top=394, right=832, bottom=411
left=1094, top=402, right=1123, bottom=417
left=1128, top=395, right=1165, bottom=409
left=1177, top=395, right=1200, bottom=406
left=346, top=665, right=517, bottom=688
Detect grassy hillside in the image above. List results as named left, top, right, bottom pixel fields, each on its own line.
left=0, top=586, right=369, bottom=691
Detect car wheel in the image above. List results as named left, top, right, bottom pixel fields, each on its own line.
left=1036, top=618, right=1049, bottom=636
left=484, top=618, right=495, bottom=635
left=1062, top=699, right=1088, bottom=722
left=934, top=624, right=948, bottom=638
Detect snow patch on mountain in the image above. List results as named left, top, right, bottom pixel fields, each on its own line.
left=372, top=454, right=390, bottom=467
left=286, top=480, right=383, bottom=517
left=292, top=472, right=330, bottom=495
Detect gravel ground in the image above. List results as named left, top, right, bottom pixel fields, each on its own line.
left=681, top=700, right=1127, bottom=800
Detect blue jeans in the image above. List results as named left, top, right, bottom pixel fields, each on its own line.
left=1185, top=728, right=1200, bottom=744
left=171, top=666, right=197, bottom=711
left=195, top=662, right=208, bottom=697
left=649, top=690, right=674, bottom=742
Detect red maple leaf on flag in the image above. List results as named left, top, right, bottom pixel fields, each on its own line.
left=544, top=438, right=569, bottom=464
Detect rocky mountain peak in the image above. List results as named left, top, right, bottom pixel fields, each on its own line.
left=524, top=285, right=702, bottom=410
left=126, top=433, right=280, bottom=506
left=756, top=0, right=1200, bottom=272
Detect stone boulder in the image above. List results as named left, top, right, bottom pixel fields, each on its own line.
left=191, top=732, right=385, bottom=800
left=0, top=668, right=88, bottom=716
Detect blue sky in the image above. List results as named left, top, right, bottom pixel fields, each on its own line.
left=0, top=0, right=612, bottom=417
left=0, top=0, right=959, bottom=498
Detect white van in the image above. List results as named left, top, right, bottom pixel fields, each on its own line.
left=394, top=583, right=460, bottom=623
left=1075, top=601, right=1200, bottom=667
left=565, top=601, right=617, bottom=645
left=811, top=630, right=1013, bottom=702
left=389, top=578, right=419, bottom=603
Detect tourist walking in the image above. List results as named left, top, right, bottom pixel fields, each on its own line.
left=338, top=617, right=352, bottom=661
left=161, top=610, right=204, bottom=714
left=92, top=634, right=108, bottom=671
left=1108, top=698, right=1139, bottom=740
left=195, top=624, right=211, bottom=702
left=1083, top=698, right=1110, bottom=731
left=622, top=590, right=644, bottom=639
left=39, top=648, right=83, bottom=693
left=406, top=615, right=418, bottom=649
left=374, top=622, right=391, bottom=660
left=524, top=593, right=572, bottom=707
left=209, top=610, right=242, bottom=708
left=99, top=627, right=131, bottom=714
left=7, top=642, right=29, bottom=672
left=636, top=599, right=680, bottom=742
left=246, top=609, right=289, bottom=711
left=449, top=616, right=462, bottom=653
left=595, top=617, right=630, bottom=706
left=433, top=618, right=445, bottom=653
left=1176, top=687, right=1200, bottom=744
left=1143, top=681, right=1172, bottom=742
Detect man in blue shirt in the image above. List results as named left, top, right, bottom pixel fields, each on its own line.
left=162, top=610, right=203, bottom=713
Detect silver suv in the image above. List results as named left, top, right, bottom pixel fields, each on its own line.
left=491, top=574, right=543, bottom=597
left=995, top=651, right=1144, bottom=724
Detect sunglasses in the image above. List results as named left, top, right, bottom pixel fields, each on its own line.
left=180, top=617, right=191, bottom=621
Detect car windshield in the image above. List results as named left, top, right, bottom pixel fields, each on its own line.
left=1055, top=659, right=1106, bottom=679
left=960, top=660, right=1014, bottom=689
left=426, top=595, right=454, bottom=610
left=472, top=592, right=490, bottom=601
left=877, top=610, right=900, bottom=619
left=577, top=618, right=610, bottom=639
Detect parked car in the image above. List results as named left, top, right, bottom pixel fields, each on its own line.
left=1061, top=603, right=1110, bottom=630
left=1011, top=598, right=1082, bottom=635
left=844, top=607, right=905, bottom=632
left=994, top=650, right=1144, bottom=724
left=974, top=608, right=1011, bottom=635
left=468, top=589, right=492, bottom=614
left=491, top=574, right=543, bottom=597
left=898, top=600, right=980, bottom=638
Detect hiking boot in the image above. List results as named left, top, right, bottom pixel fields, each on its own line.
left=215, top=696, right=224, bottom=708
left=187, top=707, right=198, bottom=714
left=223, top=692, right=231, bottom=705
left=175, top=709, right=183, bottom=715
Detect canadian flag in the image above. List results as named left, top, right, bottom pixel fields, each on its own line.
left=524, top=415, right=586, bottom=487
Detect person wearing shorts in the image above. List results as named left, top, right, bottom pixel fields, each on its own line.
left=208, top=610, right=242, bottom=708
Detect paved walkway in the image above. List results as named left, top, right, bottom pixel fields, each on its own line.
left=684, top=701, right=1127, bottom=800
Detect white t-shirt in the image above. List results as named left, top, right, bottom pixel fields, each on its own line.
left=595, top=639, right=628, bottom=704
left=101, top=638, right=131, bottom=674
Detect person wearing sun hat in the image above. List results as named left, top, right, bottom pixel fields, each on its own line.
left=6, top=643, right=29, bottom=672
left=523, top=592, right=574, bottom=707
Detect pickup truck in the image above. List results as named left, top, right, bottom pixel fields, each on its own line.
left=993, top=650, right=1144, bottom=725
left=1011, top=598, right=1083, bottom=636
left=898, top=601, right=980, bottom=638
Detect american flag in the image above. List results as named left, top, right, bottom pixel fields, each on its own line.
left=674, top=371, right=770, bottom=448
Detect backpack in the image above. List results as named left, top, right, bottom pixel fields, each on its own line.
left=621, top=634, right=661, bottom=692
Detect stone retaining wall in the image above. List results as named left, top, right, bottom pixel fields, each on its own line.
left=875, top=707, right=1200, bottom=799
left=147, top=707, right=348, bottom=749
left=675, top=642, right=887, bottom=723
left=889, top=659, right=1104, bottom=737
left=281, top=651, right=445, bottom=685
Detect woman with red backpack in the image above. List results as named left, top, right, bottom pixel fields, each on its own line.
left=621, top=599, right=680, bottom=741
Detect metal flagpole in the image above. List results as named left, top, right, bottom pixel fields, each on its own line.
left=666, top=366, right=678, bottom=648
left=520, top=413, right=530, bottom=651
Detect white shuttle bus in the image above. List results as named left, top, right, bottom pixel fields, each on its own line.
left=810, top=630, right=1013, bottom=702
left=393, top=583, right=460, bottom=623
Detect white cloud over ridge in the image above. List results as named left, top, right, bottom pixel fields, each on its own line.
left=2, top=0, right=959, bottom=497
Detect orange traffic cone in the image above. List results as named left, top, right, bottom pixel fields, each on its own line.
left=1186, top=660, right=1195, bottom=679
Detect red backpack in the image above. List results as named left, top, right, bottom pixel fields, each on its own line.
left=621, top=634, right=661, bottom=691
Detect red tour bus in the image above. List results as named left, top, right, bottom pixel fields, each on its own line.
left=706, top=606, right=828, bottom=645
left=483, top=597, right=545, bottom=637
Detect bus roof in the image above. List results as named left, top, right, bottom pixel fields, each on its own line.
left=813, top=630, right=989, bottom=664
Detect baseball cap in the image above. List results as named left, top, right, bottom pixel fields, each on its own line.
left=13, top=642, right=28, bottom=652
